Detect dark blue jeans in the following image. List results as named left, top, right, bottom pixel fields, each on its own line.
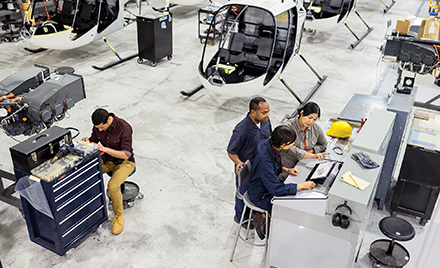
left=235, top=174, right=250, bottom=221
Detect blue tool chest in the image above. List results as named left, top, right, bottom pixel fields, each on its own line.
left=16, top=152, right=107, bottom=256
left=11, top=128, right=107, bottom=256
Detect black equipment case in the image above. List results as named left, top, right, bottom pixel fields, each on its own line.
left=9, top=126, right=71, bottom=174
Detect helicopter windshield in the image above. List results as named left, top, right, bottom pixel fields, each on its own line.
left=199, top=4, right=299, bottom=87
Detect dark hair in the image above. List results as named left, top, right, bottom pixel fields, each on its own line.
left=270, top=125, right=297, bottom=149
left=92, top=108, right=110, bottom=125
left=249, top=97, right=267, bottom=112
left=298, top=102, right=320, bottom=118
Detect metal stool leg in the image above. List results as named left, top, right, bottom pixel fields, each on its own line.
left=230, top=204, right=248, bottom=262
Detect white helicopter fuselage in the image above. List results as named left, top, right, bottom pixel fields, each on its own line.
left=23, top=0, right=128, bottom=50
left=199, top=0, right=306, bottom=97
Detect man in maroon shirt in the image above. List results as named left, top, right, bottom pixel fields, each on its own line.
left=82, top=108, right=135, bottom=235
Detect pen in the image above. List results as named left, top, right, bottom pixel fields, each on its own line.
left=349, top=174, right=360, bottom=189
left=344, top=139, right=351, bottom=151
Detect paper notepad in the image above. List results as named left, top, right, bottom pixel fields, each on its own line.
left=341, top=171, right=370, bottom=190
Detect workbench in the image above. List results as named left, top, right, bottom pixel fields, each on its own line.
left=266, top=108, right=396, bottom=268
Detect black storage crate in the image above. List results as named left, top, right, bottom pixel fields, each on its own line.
left=391, top=145, right=440, bottom=225
left=137, top=12, right=173, bottom=66
left=10, top=126, right=71, bottom=174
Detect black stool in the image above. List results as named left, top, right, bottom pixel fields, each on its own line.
left=106, top=166, right=144, bottom=208
left=55, top=66, right=75, bottom=75
left=369, top=216, right=415, bottom=268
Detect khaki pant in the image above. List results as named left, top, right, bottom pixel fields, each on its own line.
left=101, top=160, right=136, bottom=216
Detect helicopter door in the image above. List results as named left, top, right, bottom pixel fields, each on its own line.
left=72, top=0, right=98, bottom=38
left=98, top=0, right=120, bottom=33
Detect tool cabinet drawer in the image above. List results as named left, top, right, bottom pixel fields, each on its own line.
left=56, top=180, right=103, bottom=221
left=54, top=171, right=100, bottom=210
left=58, top=192, right=104, bottom=234
left=61, top=205, right=106, bottom=248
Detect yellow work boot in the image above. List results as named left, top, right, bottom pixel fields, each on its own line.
left=112, top=215, right=124, bottom=235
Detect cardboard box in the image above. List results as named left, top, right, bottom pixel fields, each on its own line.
left=395, top=18, right=411, bottom=34
left=417, top=17, right=439, bottom=40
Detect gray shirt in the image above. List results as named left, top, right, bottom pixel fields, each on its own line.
left=279, top=117, right=327, bottom=180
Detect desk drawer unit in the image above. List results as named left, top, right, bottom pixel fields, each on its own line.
left=17, top=152, right=107, bottom=256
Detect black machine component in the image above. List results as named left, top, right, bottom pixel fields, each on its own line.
left=136, top=12, right=173, bottom=67
left=0, top=0, right=22, bottom=43
left=0, top=65, right=86, bottom=136
left=0, top=64, right=49, bottom=96
left=390, top=145, right=440, bottom=226
left=9, top=126, right=71, bottom=174
left=383, top=36, right=440, bottom=75
left=50, top=141, right=84, bottom=163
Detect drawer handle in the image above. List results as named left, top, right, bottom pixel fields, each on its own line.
left=57, top=180, right=101, bottom=211
left=62, top=206, right=104, bottom=238
left=54, top=172, right=99, bottom=203
left=53, top=159, right=98, bottom=191
left=59, top=193, right=102, bottom=225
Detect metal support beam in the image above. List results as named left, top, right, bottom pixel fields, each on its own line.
left=0, top=169, right=22, bottom=209
left=345, top=9, right=374, bottom=49
left=381, top=0, right=396, bottom=14
left=281, top=52, right=328, bottom=118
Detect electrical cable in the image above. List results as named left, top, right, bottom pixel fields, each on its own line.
left=65, top=127, right=80, bottom=140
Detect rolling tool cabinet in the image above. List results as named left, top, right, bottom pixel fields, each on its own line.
left=136, top=12, right=173, bottom=67
left=10, top=128, right=107, bottom=256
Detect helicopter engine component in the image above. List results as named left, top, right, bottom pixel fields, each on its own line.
left=383, top=37, right=439, bottom=75
left=0, top=65, right=86, bottom=136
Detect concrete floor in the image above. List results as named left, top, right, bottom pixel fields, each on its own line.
left=0, top=0, right=437, bottom=267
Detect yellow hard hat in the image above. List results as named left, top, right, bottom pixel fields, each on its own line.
left=326, top=121, right=352, bottom=139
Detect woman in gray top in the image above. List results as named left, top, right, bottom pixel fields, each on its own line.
left=280, top=102, right=329, bottom=181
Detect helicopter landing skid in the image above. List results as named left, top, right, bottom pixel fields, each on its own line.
left=180, top=84, right=204, bottom=97
left=92, top=53, right=138, bottom=71
left=24, top=47, right=48, bottom=53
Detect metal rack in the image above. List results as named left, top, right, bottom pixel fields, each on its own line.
left=198, top=5, right=225, bottom=45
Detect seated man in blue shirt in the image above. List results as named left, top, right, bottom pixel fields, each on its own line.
left=248, top=125, right=316, bottom=239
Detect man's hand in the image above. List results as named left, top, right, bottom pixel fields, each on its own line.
left=235, top=161, right=244, bottom=175
left=285, top=167, right=299, bottom=175
left=81, top=137, right=89, bottom=142
left=97, top=144, right=106, bottom=152
left=313, top=152, right=330, bottom=161
left=297, top=181, right=316, bottom=190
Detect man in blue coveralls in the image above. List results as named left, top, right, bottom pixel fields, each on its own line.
left=227, top=97, right=272, bottom=228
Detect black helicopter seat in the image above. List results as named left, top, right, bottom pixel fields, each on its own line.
left=330, top=0, right=344, bottom=9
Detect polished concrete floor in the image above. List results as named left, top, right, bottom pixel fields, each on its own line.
left=0, top=0, right=438, bottom=267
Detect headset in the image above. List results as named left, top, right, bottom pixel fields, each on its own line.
left=332, top=201, right=352, bottom=229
